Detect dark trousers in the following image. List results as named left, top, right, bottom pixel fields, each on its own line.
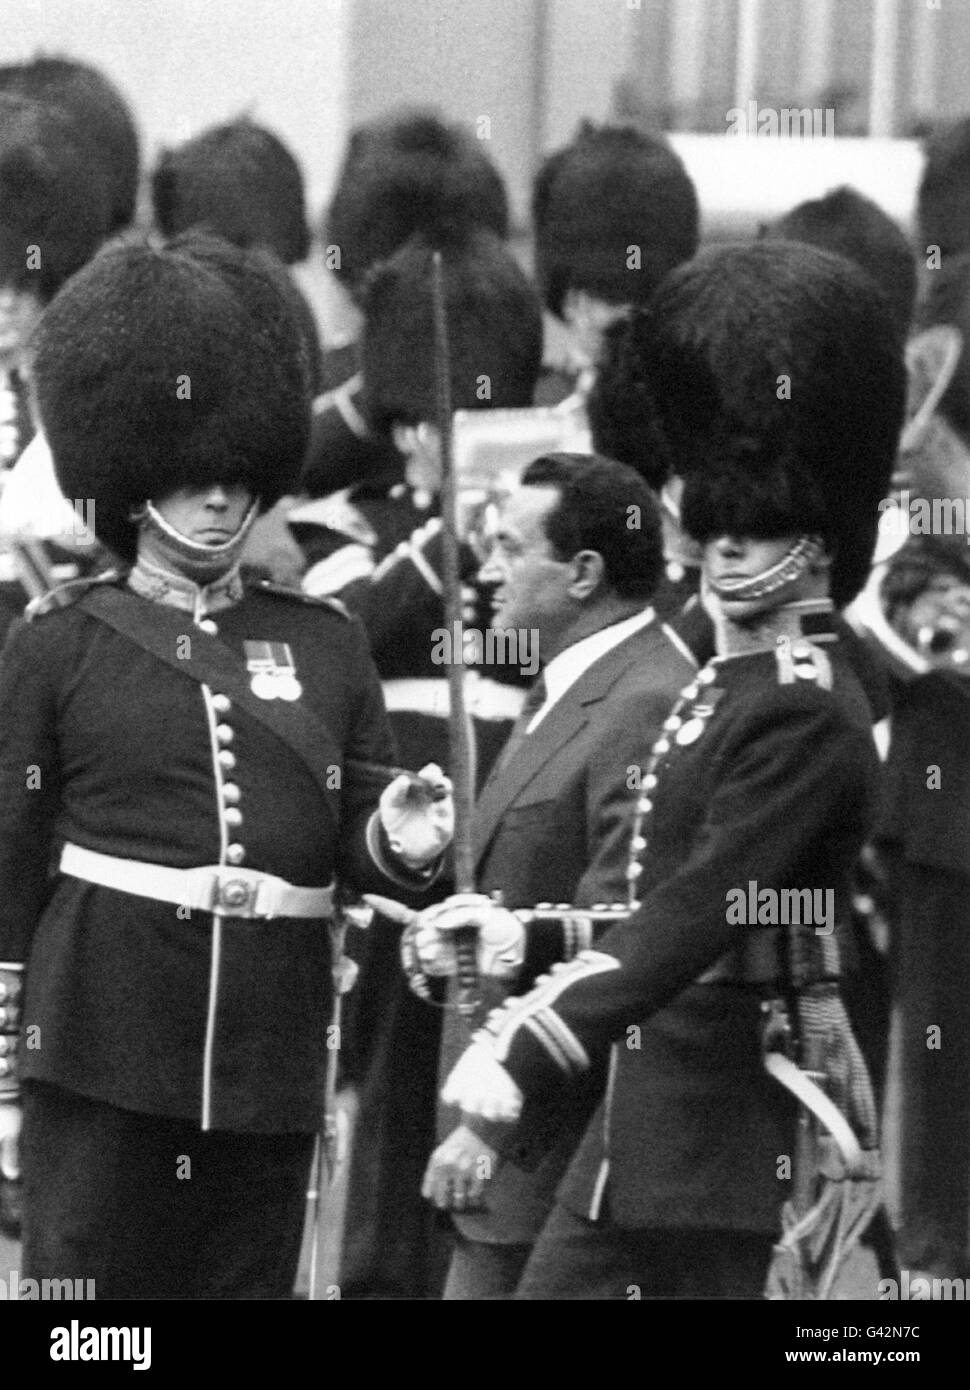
left=516, top=1198, right=775, bottom=1300
left=22, top=1079, right=315, bottom=1300
left=443, top=1232, right=531, bottom=1300
left=891, top=864, right=970, bottom=1276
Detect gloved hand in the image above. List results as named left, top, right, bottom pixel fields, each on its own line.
left=0, top=1100, right=20, bottom=1180
left=0, top=1101, right=22, bottom=1241
left=421, top=1123, right=498, bottom=1211
left=441, top=1041, right=523, bottom=1123
left=365, top=892, right=525, bottom=980
left=378, top=762, right=453, bottom=868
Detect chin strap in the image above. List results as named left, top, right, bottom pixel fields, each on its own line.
left=134, top=499, right=260, bottom=570
left=709, top=535, right=824, bottom=603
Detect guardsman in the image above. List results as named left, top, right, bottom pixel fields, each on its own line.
left=418, top=242, right=906, bottom=1298
left=0, top=233, right=452, bottom=1300
left=302, top=108, right=510, bottom=498
left=531, top=121, right=699, bottom=405
left=0, top=90, right=115, bottom=644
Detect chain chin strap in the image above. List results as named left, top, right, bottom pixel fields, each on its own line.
left=708, top=535, right=824, bottom=603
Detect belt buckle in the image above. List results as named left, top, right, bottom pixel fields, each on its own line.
left=211, top=874, right=259, bottom=918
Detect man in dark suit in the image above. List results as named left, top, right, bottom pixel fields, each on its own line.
left=372, top=452, right=696, bottom=1298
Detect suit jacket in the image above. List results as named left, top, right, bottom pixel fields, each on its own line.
left=438, top=614, right=696, bottom=1243
left=482, top=622, right=881, bottom=1233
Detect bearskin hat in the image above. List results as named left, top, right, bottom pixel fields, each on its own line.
left=0, top=92, right=114, bottom=302
left=0, top=55, right=139, bottom=233
left=763, top=186, right=917, bottom=342
left=360, top=227, right=542, bottom=434
left=325, top=109, right=509, bottom=300
left=32, top=233, right=312, bottom=562
left=532, top=122, right=699, bottom=320
left=152, top=118, right=310, bottom=264
left=589, top=241, right=907, bottom=607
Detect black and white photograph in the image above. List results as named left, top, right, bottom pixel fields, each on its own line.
left=0, top=0, right=965, bottom=1354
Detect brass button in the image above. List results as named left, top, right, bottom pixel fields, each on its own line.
left=211, top=693, right=232, bottom=715
left=226, top=843, right=246, bottom=865
left=222, top=782, right=241, bottom=804
left=224, top=807, right=243, bottom=828
left=198, top=619, right=218, bottom=636
left=217, top=749, right=236, bottom=771
left=215, top=724, right=234, bottom=745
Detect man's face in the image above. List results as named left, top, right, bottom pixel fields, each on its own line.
left=478, top=484, right=575, bottom=639
left=702, top=533, right=817, bottom=620
left=0, top=285, right=43, bottom=370
left=154, top=482, right=254, bottom=544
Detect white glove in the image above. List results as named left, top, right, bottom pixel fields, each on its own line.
left=441, top=1041, right=523, bottom=1122
left=415, top=893, right=525, bottom=980
left=421, top=1124, right=498, bottom=1210
left=366, top=892, right=525, bottom=981
left=0, top=1101, right=21, bottom=1182
left=379, top=762, right=454, bottom=868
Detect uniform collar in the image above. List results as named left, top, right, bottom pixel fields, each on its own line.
left=127, top=554, right=244, bottom=615
left=715, top=598, right=837, bottom=659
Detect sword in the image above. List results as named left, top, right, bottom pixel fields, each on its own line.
left=431, top=250, right=480, bottom=1020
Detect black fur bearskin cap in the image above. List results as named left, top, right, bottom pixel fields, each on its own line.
left=0, top=55, right=139, bottom=233
left=589, top=241, right=907, bottom=607
left=360, top=226, right=542, bottom=434
left=532, top=121, right=700, bottom=320
left=762, top=185, right=917, bottom=343
left=0, top=92, right=114, bottom=303
left=32, top=232, right=312, bottom=562
left=325, top=108, right=509, bottom=301
left=152, top=118, right=311, bottom=265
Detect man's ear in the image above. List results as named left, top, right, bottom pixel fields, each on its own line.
left=901, top=325, right=963, bottom=455
left=569, top=549, right=605, bottom=601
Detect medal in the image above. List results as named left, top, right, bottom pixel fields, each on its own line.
left=274, top=674, right=303, bottom=701
left=244, top=641, right=302, bottom=701
left=675, top=717, right=706, bottom=745
left=269, top=642, right=302, bottom=701
left=249, top=670, right=279, bottom=701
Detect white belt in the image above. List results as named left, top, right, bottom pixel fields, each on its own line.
left=59, top=843, right=334, bottom=920
left=382, top=676, right=525, bottom=722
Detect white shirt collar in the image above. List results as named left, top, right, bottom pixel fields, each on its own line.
left=529, top=605, right=656, bottom=732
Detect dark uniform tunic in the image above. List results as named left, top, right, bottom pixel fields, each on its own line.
left=471, top=617, right=881, bottom=1297
left=0, top=565, right=436, bottom=1296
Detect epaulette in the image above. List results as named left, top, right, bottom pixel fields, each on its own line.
left=775, top=637, right=833, bottom=691
left=253, top=577, right=351, bottom=618
left=25, top=570, right=121, bottom=622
